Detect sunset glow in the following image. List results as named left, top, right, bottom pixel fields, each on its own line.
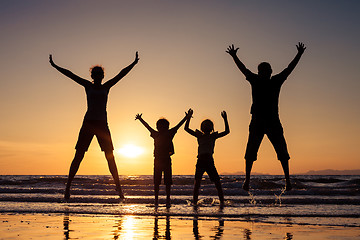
left=117, top=144, right=144, bottom=158
left=0, top=1, right=359, bottom=175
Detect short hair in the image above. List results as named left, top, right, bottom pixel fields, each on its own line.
left=257, top=62, right=272, bottom=75
left=258, top=62, right=271, bottom=71
left=200, top=119, right=214, bottom=133
left=156, top=118, right=170, bottom=131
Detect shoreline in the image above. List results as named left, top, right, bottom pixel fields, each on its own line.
left=1, top=175, right=359, bottom=239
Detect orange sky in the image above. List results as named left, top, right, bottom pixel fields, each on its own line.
left=0, top=1, right=359, bottom=175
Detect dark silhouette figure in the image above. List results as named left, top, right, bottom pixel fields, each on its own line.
left=226, top=42, right=306, bottom=191
left=185, top=109, right=230, bottom=207
left=135, top=110, right=191, bottom=207
left=49, top=52, right=139, bottom=200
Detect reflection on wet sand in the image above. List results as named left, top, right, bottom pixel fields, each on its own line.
left=62, top=213, right=299, bottom=239
left=153, top=216, right=171, bottom=240
left=243, top=228, right=251, bottom=240
left=193, top=216, right=224, bottom=240
left=112, top=217, right=122, bottom=239
left=63, top=213, right=70, bottom=240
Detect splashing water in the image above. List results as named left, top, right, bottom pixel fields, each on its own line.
left=248, top=192, right=257, bottom=205
left=185, top=199, right=192, bottom=206
left=274, top=188, right=286, bottom=206
left=211, top=198, right=218, bottom=205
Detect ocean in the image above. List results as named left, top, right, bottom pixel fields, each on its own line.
left=0, top=175, right=359, bottom=228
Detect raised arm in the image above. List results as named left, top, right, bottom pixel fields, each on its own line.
left=104, top=52, right=139, bottom=88
left=280, top=42, right=306, bottom=77
left=184, top=109, right=197, bottom=137
left=173, top=109, right=192, bottom=131
left=226, top=44, right=253, bottom=78
left=135, top=113, right=156, bottom=134
left=49, top=54, right=90, bottom=87
left=217, top=111, right=230, bottom=138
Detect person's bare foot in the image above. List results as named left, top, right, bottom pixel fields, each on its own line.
left=285, top=181, right=292, bottom=191
left=119, top=195, right=125, bottom=203
left=64, top=190, right=70, bottom=200
left=242, top=179, right=250, bottom=191
left=193, top=199, right=198, bottom=208
left=119, top=193, right=125, bottom=200
left=116, top=186, right=125, bottom=200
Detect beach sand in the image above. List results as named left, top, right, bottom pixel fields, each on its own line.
left=1, top=213, right=359, bottom=240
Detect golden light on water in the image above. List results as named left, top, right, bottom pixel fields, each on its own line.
left=117, top=144, right=145, bottom=158
left=121, top=215, right=136, bottom=240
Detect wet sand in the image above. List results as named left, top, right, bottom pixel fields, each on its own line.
left=1, top=213, right=359, bottom=239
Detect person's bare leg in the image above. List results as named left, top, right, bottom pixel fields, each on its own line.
left=193, top=179, right=201, bottom=206
left=214, top=180, right=224, bottom=207
left=65, top=150, right=85, bottom=200
left=244, top=127, right=263, bottom=192
left=165, top=184, right=171, bottom=207
left=243, top=160, right=254, bottom=191
left=154, top=184, right=160, bottom=206
left=105, top=151, right=124, bottom=199
left=280, top=160, right=292, bottom=191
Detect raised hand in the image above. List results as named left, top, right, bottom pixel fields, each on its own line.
left=186, top=108, right=193, bottom=119
left=296, top=42, right=306, bottom=54
left=134, top=51, right=139, bottom=64
left=221, top=111, right=227, bottom=119
left=226, top=44, right=239, bottom=57
left=135, top=113, right=142, bottom=120
left=49, top=54, right=55, bottom=66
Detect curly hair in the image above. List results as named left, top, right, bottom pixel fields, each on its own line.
left=90, top=65, right=105, bottom=75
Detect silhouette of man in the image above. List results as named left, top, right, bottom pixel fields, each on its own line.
left=226, top=42, right=306, bottom=191
left=50, top=52, right=139, bottom=200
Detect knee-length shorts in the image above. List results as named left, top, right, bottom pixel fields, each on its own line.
left=245, top=118, right=290, bottom=162
left=154, top=157, right=172, bottom=186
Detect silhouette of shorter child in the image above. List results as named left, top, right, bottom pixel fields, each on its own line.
left=135, top=110, right=191, bottom=207
left=185, top=109, right=230, bottom=207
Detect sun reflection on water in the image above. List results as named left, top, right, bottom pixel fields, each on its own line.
left=118, top=215, right=135, bottom=239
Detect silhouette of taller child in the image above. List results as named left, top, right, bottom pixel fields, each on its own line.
left=227, top=43, right=306, bottom=191
left=49, top=52, right=139, bottom=200
left=135, top=110, right=191, bottom=207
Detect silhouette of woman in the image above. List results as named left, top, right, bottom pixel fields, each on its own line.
left=49, top=52, right=139, bottom=200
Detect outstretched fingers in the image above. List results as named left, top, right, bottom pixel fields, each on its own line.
left=226, top=44, right=239, bottom=56
left=135, top=113, right=142, bottom=120
left=296, top=42, right=306, bottom=53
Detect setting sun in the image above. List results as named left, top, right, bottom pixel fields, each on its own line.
left=117, top=144, right=145, bottom=158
